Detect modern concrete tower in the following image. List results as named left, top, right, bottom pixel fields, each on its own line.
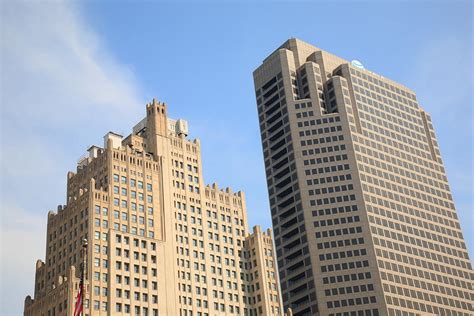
left=253, top=38, right=473, bottom=316
left=24, top=100, right=283, bottom=316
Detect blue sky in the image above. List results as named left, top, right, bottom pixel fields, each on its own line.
left=1, top=1, right=472, bottom=315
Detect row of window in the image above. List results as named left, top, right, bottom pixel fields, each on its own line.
left=305, top=163, right=350, bottom=176
left=311, top=194, right=357, bottom=206
left=325, top=283, right=374, bottom=296
left=312, top=204, right=358, bottom=217
left=326, top=296, right=377, bottom=309
left=309, top=183, right=354, bottom=196
left=321, top=259, right=370, bottom=273
left=317, top=236, right=364, bottom=250
left=316, top=226, right=363, bottom=239
left=302, top=144, right=346, bottom=157
left=113, top=174, right=152, bottom=190
left=304, top=153, right=348, bottom=166
left=319, top=248, right=367, bottom=262
left=323, top=271, right=372, bottom=285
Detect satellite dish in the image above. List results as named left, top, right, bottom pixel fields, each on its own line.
left=351, top=60, right=365, bottom=69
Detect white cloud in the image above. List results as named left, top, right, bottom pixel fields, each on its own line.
left=0, top=205, right=46, bottom=314
left=0, top=2, right=143, bottom=314
left=1, top=1, right=143, bottom=127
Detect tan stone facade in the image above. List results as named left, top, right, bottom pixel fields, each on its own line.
left=253, top=38, right=473, bottom=316
left=243, top=226, right=283, bottom=315
left=24, top=100, right=283, bottom=316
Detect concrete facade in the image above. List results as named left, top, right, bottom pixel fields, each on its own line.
left=24, top=100, right=283, bottom=316
left=253, top=38, right=473, bottom=316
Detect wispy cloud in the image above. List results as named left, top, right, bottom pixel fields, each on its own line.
left=0, top=2, right=143, bottom=314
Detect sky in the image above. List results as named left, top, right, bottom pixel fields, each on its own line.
left=0, top=1, right=472, bottom=315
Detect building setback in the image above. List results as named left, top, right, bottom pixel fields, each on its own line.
left=24, top=100, right=284, bottom=316
left=253, top=38, right=473, bottom=316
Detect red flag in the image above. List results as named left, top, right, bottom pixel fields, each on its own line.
left=73, top=272, right=84, bottom=316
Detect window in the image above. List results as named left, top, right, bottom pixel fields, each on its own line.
left=147, top=183, right=152, bottom=191
left=113, top=174, right=119, bottom=182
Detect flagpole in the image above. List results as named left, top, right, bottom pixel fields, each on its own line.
left=81, top=238, right=88, bottom=315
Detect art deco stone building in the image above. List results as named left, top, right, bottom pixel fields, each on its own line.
left=24, top=100, right=283, bottom=316
left=253, top=38, right=473, bottom=316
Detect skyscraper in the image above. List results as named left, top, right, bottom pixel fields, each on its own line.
left=24, top=100, right=283, bottom=316
left=253, top=38, right=473, bottom=316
